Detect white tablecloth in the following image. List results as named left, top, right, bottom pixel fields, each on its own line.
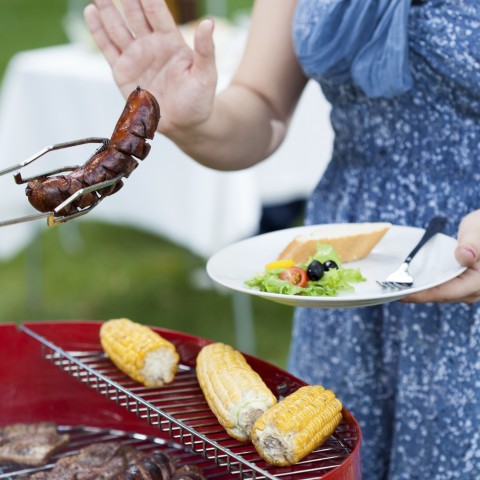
left=0, top=43, right=333, bottom=259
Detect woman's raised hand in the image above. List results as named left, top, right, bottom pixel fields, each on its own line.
left=84, top=0, right=217, bottom=136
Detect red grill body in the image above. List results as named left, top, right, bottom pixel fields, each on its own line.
left=0, top=321, right=362, bottom=479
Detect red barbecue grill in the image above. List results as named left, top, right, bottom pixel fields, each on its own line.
left=0, top=321, right=362, bottom=479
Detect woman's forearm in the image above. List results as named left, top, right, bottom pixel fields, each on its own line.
left=167, top=0, right=307, bottom=171
left=168, top=82, right=290, bottom=171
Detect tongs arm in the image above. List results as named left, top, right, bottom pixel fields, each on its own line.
left=0, top=137, right=121, bottom=228
left=0, top=174, right=125, bottom=228
left=0, top=137, right=109, bottom=178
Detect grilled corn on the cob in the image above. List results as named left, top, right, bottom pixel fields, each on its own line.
left=100, top=318, right=180, bottom=387
left=251, top=385, right=342, bottom=466
left=196, top=342, right=277, bottom=441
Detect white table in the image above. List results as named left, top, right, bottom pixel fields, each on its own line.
left=0, top=41, right=333, bottom=260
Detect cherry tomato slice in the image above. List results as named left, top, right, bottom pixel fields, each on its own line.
left=279, top=266, right=308, bottom=288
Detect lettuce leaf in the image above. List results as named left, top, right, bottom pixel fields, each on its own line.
left=245, top=243, right=365, bottom=297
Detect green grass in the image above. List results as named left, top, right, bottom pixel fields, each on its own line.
left=0, top=0, right=294, bottom=369
left=199, top=0, right=253, bottom=19
left=0, top=221, right=294, bottom=367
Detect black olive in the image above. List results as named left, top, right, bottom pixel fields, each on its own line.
left=306, top=260, right=324, bottom=281
left=323, top=260, right=339, bottom=271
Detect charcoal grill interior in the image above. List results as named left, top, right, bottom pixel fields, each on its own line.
left=0, top=322, right=361, bottom=480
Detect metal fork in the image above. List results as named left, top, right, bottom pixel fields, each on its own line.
left=376, top=215, right=447, bottom=289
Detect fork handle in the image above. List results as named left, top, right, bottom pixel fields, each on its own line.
left=404, top=216, right=447, bottom=264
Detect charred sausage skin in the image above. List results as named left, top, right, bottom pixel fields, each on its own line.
left=26, top=87, right=160, bottom=215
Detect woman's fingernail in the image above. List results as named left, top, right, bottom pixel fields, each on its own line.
left=463, top=246, right=478, bottom=260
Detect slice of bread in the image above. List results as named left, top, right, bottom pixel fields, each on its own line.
left=277, top=222, right=391, bottom=264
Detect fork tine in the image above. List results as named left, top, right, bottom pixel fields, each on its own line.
left=377, top=281, right=395, bottom=289
left=377, top=280, right=411, bottom=289
left=389, top=282, right=411, bottom=289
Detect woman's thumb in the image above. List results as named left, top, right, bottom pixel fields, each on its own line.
left=193, top=18, right=216, bottom=76
left=455, top=210, right=480, bottom=267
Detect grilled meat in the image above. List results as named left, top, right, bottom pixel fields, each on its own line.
left=171, top=465, right=207, bottom=480
left=111, top=449, right=177, bottom=480
left=27, top=442, right=184, bottom=480
left=29, top=442, right=144, bottom=480
left=150, top=451, right=177, bottom=478
left=0, top=422, right=69, bottom=467
left=4, top=432, right=205, bottom=480
left=112, top=454, right=207, bottom=480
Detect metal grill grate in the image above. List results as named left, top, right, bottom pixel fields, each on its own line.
left=19, top=325, right=359, bottom=480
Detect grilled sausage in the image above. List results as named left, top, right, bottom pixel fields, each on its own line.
left=25, top=87, right=160, bottom=215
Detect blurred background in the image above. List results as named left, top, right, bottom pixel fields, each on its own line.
left=0, top=0, right=333, bottom=368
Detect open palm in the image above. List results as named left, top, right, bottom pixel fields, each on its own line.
left=84, top=0, right=217, bottom=135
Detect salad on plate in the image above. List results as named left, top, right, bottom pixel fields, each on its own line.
left=245, top=243, right=365, bottom=297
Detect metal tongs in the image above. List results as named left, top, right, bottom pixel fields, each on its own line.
left=0, top=137, right=125, bottom=227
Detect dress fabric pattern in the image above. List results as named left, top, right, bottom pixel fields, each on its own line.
left=290, top=1, right=480, bottom=479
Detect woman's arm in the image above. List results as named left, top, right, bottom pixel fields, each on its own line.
left=84, top=0, right=308, bottom=170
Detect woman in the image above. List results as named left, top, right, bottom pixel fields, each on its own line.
left=84, top=1, right=480, bottom=478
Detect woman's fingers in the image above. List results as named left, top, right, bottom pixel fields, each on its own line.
left=84, top=4, right=121, bottom=65
left=402, top=267, right=480, bottom=304
left=139, top=0, right=177, bottom=33
left=121, top=0, right=152, bottom=37
left=92, top=0, right=134, bottom=51
left=85, top=0, right=218, bottom=130
left=403, top=210, right=480, bottom=304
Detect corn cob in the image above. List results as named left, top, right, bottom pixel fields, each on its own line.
left=100, top=318, right=180, bottom=387
left=251, top=385, right=342, bottom=466
left=196, top=342, right=277, bottom=442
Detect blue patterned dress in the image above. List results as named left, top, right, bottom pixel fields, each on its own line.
left=289, top=1, right=480, bottom=479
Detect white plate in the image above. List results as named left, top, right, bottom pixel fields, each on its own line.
left=206, top=224, right=467, bottom=308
